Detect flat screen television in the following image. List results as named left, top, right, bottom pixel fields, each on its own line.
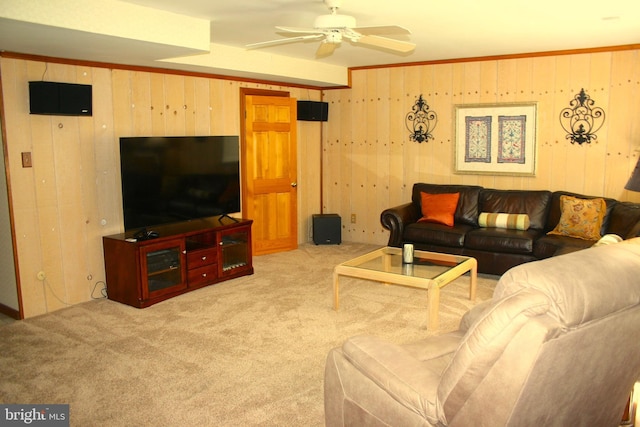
left=119, top=136, right=240, bottom=231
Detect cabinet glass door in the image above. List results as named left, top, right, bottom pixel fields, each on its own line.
left=140, top=241, right=187, bottom=298
left=220, top=229, right=250, bottom=276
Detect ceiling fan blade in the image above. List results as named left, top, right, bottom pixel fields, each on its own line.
left=355, top=35, right=416, bottom=53
left=351, top=25, right=411, bottom=36
left=246, top=34, right=324, bottom=49
left=316, top=42, right=337, bottom=58
left=276, top=26, right=325, bottom=34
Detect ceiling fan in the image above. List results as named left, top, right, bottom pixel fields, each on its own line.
left=246, top=0, right=416, bottom=58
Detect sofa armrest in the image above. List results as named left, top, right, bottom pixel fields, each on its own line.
left=458, top=300, right=492, bottom=332
left=607, top=201, right=640, bottom=239
left=381, top=202, right=420, bottom=247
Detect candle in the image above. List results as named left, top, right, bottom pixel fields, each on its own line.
left=403, top=243, right=414, bottom=264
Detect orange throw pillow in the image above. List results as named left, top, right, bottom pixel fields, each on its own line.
left=418, top=192, right=460, bottom=227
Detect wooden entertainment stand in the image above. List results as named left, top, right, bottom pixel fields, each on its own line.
left=103, top=216, right=253, bottom=308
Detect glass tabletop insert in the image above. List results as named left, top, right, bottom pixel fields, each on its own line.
left=333, top=246, right=477, bottom=330
left=348, top=247, right=465, bottom=279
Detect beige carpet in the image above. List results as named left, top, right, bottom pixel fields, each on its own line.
left=0, top=243, right=497, bottom=426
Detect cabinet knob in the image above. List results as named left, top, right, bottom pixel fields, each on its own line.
left=201, top=256, right=207, bottom=261
left=291, top=182, right=297, bottom=187
left=202, top=273, right=207, bottom=277
left=182, top=250, right=187, bottom=254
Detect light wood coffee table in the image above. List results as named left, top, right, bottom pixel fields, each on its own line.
left=333, top=247, right=477, bottom=330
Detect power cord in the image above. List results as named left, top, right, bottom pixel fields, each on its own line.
left=41, top=278, right=70, bottom=307
left=40, top=277, right=107, bottom=307
left=91, top=281, right=107, bottom=299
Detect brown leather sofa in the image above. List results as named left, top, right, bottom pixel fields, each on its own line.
left=381, top=183, right=640, bottom=275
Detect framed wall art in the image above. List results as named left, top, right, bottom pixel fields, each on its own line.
left=454, top=102, right=538, bottom=176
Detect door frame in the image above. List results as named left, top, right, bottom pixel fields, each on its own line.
left=0, top=107, right=23, bottom=320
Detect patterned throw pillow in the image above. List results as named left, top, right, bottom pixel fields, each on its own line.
left=547, top=195, right=606, bottom=240
left=418, top=192, right=460, bottom=227
left=478, top=212, right=530, bottom=230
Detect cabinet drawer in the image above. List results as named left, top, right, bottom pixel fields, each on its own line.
left=188, top=264, right=217, bottom=287
left=187, top=248, right=217, bottom=269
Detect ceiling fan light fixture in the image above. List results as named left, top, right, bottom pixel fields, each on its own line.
left=325, top=31, right=343, bottom=43
left=314, top=14, right=356, bottom=29
left=316, top=41, right=338, bottom=58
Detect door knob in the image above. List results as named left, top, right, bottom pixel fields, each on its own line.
left=291, top=182, right=297, bottom=187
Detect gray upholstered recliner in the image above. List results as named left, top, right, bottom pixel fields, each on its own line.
left=324, top=239, right=640, bottom=426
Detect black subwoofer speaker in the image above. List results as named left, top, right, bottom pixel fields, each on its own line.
left=297, top=100, right=328, bottom=122
left=313, top=214, right=341, bottom=245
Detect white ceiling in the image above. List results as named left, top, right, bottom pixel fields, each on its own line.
left=1, top=0, right=639, bottom=87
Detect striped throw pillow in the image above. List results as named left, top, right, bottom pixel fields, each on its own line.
left=478, top=212, right=530, bottom=230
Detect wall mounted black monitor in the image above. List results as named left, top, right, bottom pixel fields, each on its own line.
left=119, top=136, right=240, bottom=230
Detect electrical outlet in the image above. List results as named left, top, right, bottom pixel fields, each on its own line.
left=351, top=214, right=356, bottom=224
left=21, top=152, right=32, bottom=168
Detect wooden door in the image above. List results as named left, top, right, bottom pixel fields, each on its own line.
left=243, top=95, right=298, bottom=255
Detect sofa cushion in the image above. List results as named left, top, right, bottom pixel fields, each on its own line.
left=404, top=222, right=473, bottom=248
left=465, top=228, right=540, bottom=254
left=418, top=192, right=460, bottom=227
left=478, top=212, right=530, bottom=230
left=412, top=184, right=482, bottom=226
left=341, top=335, right=442, bottom=421
left=479, top=189, right=551, bottom=230
left=533, top=234, right=594, bottom=259
left=547, top=195, right=606, bottom=240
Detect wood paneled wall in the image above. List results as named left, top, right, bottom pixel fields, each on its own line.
left=322, top=49, right=640, bottom=245
left=3, top=47, right=638, bottom=317
left=0, top=57, right=322, bottom=318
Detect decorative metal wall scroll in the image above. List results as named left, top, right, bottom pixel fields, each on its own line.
left=559, top=88, right=605, bottom=145
left=406, top=95, right=437, bottom=143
